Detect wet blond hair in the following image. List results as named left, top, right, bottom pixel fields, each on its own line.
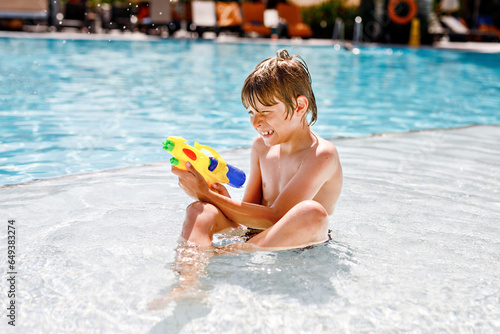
left=241, top=49, right=318, bottom=125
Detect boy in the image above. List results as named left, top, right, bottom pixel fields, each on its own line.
left=172, top=49, right=343, bottom=250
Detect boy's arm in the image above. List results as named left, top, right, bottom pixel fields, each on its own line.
left=174, top=142, right=340, bottom=229
left=173, top=168, right=276, bottom=229
left=241, top=137, right=263, bottom=205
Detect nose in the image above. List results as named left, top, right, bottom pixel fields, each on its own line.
left=252, top=113, right=263, bottom=128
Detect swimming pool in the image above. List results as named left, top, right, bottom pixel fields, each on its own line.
left=1, top=36, right=499, bottom=333
left=1, top=37, right=499, bottom=185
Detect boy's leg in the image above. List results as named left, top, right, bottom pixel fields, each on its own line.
left=246, top=200, right=329, bottom=249
left=149, top=201, right=235, bottom=309
left=181, top=201, right=240, bottom=247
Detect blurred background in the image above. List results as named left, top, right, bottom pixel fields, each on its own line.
left=0, top=0, right=499, bottom=45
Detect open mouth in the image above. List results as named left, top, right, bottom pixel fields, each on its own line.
left=260, top=130, right=275, bottom=138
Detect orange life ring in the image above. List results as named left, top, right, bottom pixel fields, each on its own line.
left=388, top=0, right=417, bottom=25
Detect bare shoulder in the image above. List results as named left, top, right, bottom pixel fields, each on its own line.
left=310, top=136, right=343, bottom=214
left=251, top=135, right=270, bottom=155
left=311, top=136, right=340, bottom=167
left=252, top=135, right=265, bottom=148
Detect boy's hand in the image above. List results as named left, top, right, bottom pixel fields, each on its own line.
left=171, top=162, right=209, bottom=201
left=211, top=183, right=231, bottom=198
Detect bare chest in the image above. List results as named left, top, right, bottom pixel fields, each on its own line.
left=259, top=149, right=304, bottom=205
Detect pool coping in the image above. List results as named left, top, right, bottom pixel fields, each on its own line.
left=1, top=30, right=499, bottom=53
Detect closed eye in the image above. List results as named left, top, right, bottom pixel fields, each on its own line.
left=248, top=110, right=271, bottom=116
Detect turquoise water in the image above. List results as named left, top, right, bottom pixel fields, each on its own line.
left=1, top=37, right=499, bottom=185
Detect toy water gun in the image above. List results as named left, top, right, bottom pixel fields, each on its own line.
left=163, top=136, right=246, bottom=188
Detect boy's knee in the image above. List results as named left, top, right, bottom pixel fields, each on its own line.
left=183, top=201, right=220, bottom=239
left=186, top=201, right=218, bottom=217
left=295, top=200, right=328, bottom=228
left=297, top=200, right=327, bottom=217
left=185, top=201, right=220, bottom=231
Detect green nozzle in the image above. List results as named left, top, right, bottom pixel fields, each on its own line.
left=163, top=139, right=175, bottom=152
left=170, top=157, right=179, bottom=166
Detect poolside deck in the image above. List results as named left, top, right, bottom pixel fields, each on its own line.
left=1, top=30, right=499, bottom=53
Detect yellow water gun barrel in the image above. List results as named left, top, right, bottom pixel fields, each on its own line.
left=163, top=136, right=246, bottom=188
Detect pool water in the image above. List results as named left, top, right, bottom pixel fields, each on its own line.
left=1, top=37, right=499, bottom=185
left=1, top=125, right=498, bottom=333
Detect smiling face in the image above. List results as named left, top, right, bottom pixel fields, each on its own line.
left=247, top=98, right=303, bottom=147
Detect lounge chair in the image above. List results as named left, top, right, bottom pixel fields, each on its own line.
left=191, top=0, right=217, bottom=37
left=141, top=0, right=178, bottom=36
left=191, top=1, right=243, bottom=38
left=216, top=1, right=243, bottom=36
left=104, top=4, right=135, bottom=31
left=56, top=0, right=88, bottom=32
left=0, top=0, right=57, bottom=30
left=276, top=3, right=312, bottom=38
left=241, top=2, right=271, bottom=37
left=0, top=0, right=49, bottom=20
left=440, top=15, right=497, bottom=42
left=477, top=15, right=500, bottom=40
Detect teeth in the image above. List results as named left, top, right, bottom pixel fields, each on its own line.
left=261, top=130, right=274, bottom=136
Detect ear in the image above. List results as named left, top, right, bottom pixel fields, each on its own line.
left=295, top=95, right=309, bottom=119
